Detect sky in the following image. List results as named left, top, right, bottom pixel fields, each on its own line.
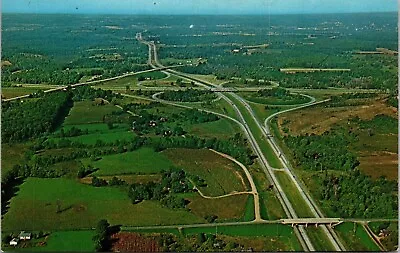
left=2, top=0, right=398, bottom=15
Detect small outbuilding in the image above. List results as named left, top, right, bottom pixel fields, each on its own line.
left=9, top=238, right=19, bottom=246
left=18, top=231, right=32, bottom=240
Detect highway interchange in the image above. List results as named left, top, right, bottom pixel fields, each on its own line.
left=4, top=32, right=391, bottom=252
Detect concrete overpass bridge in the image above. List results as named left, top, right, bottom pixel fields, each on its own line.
left=281, top=218, right=343, bottom=228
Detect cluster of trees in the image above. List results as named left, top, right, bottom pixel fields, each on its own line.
left=257, top=87, right=291, bottom=98
left=159, top=89, right=217, bottom=102
left=122, top=101, right=160, bottom=112
left=252, top=87, right=309, bottom=104
left=356, top=114, right=397, bottom=134
left=55, top=127, right=88, bottom=138
left=320, top=170, right=397, bottom=218
left=2, top=92, right=73, bottom=143
left=92, top=219, right=111, bottom=252
left=132, top=89, right=157, bottom=97
left=157, top=233, right=246, bottom=252
left=284, top=130, right=359, bottom=171
left=148, top=134, right=253, bottom=165
left=128, top=169, right=191, bottom=209
left=131, top=108, right=218, bottom=136
left=71, top=86, right=119, bottom=101
left=326, top=92, right=378, bottom=107
left=91, top=176, right=108, bottom=187
left=178, top=109, right=219, bottom=124
left=77, top=165, right=97, bottom=178
left=2, top=67, right=85, bottom=86
left=91, top=175, right=125, bottom=187
left=23, top=132, right=253, bottom=180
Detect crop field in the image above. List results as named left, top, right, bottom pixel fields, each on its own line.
left=187, top=194, right=249, bottom=221
left=63, top=101, right=120, bottom=125
left=110, top=232, right=160, bottom=252
left=162, top=148, right=249, bottom=196
left=336, top=223, right=380, bottom=252
left=2, top=178, right=204, bottom=231
left=82, top=148, right=174, bottom=176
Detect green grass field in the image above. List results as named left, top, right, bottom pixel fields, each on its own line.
left=243, top=94, right=310, bottom=106
left=187, top=194, right=249, bottom=221
left=64, top=101, right=120, bottom=125
left=241, top=195, right=255, bottom=221
left=249, top=166, right=287, bottom=220
left=23, top=231, right=95, bottom=252
left=162, top=148, right=249, bottom=196
left=336, top=222, right=381, bottom=251
left=80, top=174, right=162, bottom=185
left=2, top=178, right=204, bottom=231
left=1, top=143, right=30, bottom=176
left=305, top=226, right=336, bottom=251
left=187, top=118, right=240, bottom=139
left=248, top=101, right=282, bottom=123
left=50, top=131, right=136, bottom=145
left=274, top=171, right=314, bottom=218
left=1, top=86, right=51, bottom=99
left=82, top=148, right=174, bottom=176
left=2, top=230, right=95, bottom=252
left=93, top=71, right=167, bottom=90
left=57, top=123, right=130, bottom=134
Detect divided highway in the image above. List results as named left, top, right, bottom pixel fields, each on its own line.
left=138, top=33, right=321, bottom=251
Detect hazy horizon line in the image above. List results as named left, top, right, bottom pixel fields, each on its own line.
left=2, top=10, right=397, bottom=16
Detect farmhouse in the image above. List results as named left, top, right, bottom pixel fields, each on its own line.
left=18, top=231, right=32, bottom=240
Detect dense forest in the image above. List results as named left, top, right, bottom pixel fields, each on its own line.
left=1, top=14, right=149, bottom=86
left=2, top=92, right=73, bottom=143
left=284, top=129, right=359, bottom=171
left=320, top=170, right=397, bottom=218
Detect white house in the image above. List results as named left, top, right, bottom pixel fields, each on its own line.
left=18, top=231, right=31, bottom=240
left=9, top=238, right=19, bottom=246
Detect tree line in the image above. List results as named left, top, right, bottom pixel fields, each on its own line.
left=159, top=89, right=217, bottom=102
